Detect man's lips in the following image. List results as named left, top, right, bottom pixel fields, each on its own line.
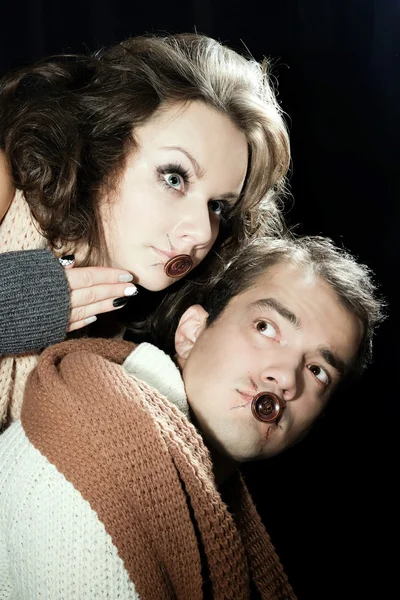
left=233, top=389, right=286, bottom=419
left=238, top=389, right=255, bottom=401
left=231, top=389, right=282, bottom=447
left=231, top=389, right=255, bottom=409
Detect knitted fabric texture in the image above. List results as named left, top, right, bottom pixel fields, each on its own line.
left=0, top=421, right=138, bottom=598
left=0, top=250, right=70, bottom=356
left=0, top=190, right=46, bottom=424
left=21, top=338, right=296, bottom=600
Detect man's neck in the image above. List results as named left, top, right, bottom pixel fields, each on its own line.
left=210, top=449, right=238, bottom=486
left=123, top=343, right=239, bottom=485
left=187, top=407, right=238, bottom=486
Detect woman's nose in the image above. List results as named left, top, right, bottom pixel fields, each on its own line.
left=171, top=201, right=216, bottom=251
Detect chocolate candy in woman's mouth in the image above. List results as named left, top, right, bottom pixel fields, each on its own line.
left=164, top=254, right=193, bottom=278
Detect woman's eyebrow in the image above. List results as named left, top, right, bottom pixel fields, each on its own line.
left=160, top=145, right=241, bottom=201
left=215, top=191, right=240, bottom=203
left=161, top=145, right=204, bottom=178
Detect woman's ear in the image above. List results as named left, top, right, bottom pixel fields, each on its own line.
left=174, top=305, right=209, bottom=361
left=0, top=150, right=14, bottom=223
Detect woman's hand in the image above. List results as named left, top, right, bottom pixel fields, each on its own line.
left=61, top=256, right=138, bottom=332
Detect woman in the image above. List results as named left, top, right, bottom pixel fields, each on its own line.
left=0, top=32, right=290, bottom=424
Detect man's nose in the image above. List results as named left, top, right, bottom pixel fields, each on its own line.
left=260, top=355, right=301, bottom=402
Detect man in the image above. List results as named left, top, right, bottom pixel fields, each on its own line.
left=0, top=235, right=384, bottom=599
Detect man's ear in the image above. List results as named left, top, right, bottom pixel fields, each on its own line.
left=174, top=305, right=208, bottom=361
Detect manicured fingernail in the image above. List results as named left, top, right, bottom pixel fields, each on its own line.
left=113, top=297, right=128, bottom=308
left=124, top=285, right=138, bottom=297
left=84, top=315, right=97, bottom=325
left=59, top=255, right=75, bottom=267
left=119, top=273, right=133, bottom=282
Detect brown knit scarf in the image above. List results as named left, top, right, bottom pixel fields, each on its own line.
left=21, top=338, right=296, bottom=600
left=0, top=190, right=47, bottom=424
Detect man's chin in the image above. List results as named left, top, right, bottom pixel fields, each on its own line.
left=209, top=439, right=255, bottom=465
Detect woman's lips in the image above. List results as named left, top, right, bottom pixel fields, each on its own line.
left=151, top=246, right=178, bottom=260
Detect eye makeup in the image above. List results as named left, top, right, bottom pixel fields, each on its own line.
left=156, top=163, right=192, bottom=192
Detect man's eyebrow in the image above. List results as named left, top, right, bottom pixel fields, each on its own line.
left=317, top=347, right=347, bottom=379
left=161, top=145, right=205, bottom=178
left=248, top=298, right=301, bottom=329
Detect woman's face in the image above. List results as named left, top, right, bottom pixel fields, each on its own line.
left=100, top=101, right=248, bottom=291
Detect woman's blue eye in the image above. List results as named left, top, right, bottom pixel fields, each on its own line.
left=165, top=173, right=182, bottom=189
left=209, top=200, right=224, bottom=216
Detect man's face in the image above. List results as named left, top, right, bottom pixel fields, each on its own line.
left=176, top=261, right=363, bottom=462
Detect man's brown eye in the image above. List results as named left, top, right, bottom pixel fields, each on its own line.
left=307, top=364, right=329, bottom=385
left=255, top=320, right=278, bottom=340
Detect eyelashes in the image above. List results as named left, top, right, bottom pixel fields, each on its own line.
left=255, top=318, right=279, bottom=340
left=307, top=364, right=331, bottom=387
left=156, top=162, right=192, bottom=191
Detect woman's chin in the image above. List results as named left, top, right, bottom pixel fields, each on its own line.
left=135, top=271, right=178, bottom=292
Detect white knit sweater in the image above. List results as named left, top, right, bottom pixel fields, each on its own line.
left=0, top=343, right=188, bottom=599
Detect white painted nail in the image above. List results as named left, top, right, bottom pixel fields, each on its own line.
left=84, top=316, right=97, bottom=325
left=119, top=273, right=134, bottom=282
left=59, top=255, right=75, bottom=267
left=124, top=285, right=138, bottom=296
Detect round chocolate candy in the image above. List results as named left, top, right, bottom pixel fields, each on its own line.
left=164, top=254, right=193, bottom=278
left=251, top=392, right=285, bottom=424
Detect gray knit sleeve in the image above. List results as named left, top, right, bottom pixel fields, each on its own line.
left=0, top=249, right=70, bottom=354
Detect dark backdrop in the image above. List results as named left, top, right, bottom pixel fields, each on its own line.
left=1, top=1, right=398, bottom=598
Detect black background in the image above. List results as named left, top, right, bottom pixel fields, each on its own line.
left=1, top=1, right=398, bottom=598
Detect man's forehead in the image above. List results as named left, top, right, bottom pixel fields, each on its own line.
left=230, top=262, right=314, bottom=307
